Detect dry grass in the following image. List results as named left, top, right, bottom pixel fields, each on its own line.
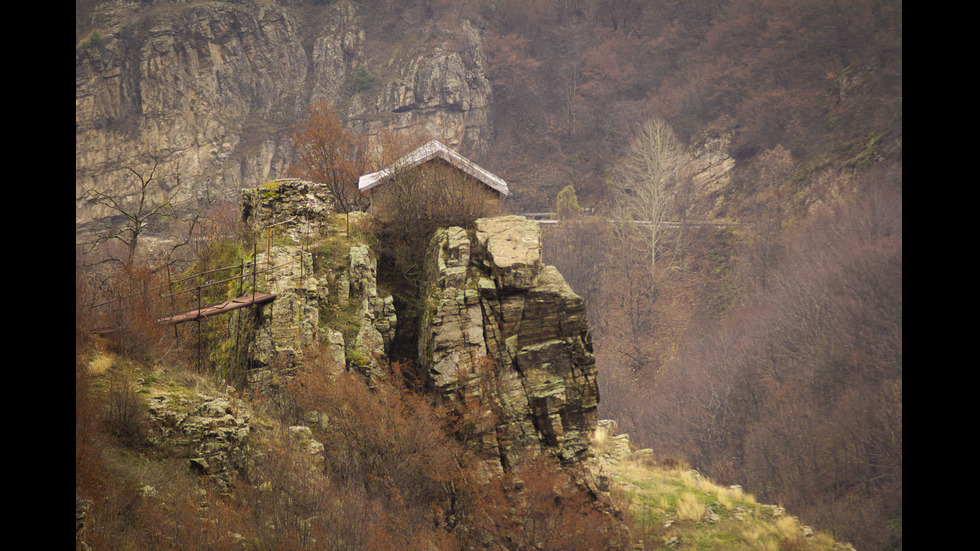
left=88, top=352, right=114, bottom=376
left=599, top=454, right=845, bottom=550
left=677, top=492, right=705, bottom=521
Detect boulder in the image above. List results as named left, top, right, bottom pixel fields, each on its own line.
left=474, top=215, right=542, bottom=290
left=147, top=390, right=252, bottom=494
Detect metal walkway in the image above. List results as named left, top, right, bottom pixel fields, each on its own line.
left=157, top=292, right=277, bottom=325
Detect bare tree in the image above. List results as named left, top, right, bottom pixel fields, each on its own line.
left=613, top=117, right=690, bottom=294
left=373, top=160, right=502, bottom=281
left=542, top=199, right=608, bottom=334
left=81, top=158, right=205, bottom=268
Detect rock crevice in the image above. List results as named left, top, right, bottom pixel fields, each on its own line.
left=236, top=188, right=598, bottom=474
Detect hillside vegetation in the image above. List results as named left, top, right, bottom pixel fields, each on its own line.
left=593, top=434, right=850, bottom=551
left=77, top=0, right=900, bottom=549
left=75, top=296, right=852, bottom=550
left=468, top=2, right=902, bottom=549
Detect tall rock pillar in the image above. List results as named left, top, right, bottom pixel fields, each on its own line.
left=417, top=216, right=599, bottom=476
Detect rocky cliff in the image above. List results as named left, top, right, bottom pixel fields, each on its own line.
left=239, top=179, right=396, bottom=387
left=237, top=182, right=598, bottom=474
left=418, top=216, right=600, bottom=475
left=76, top=0, right=494, bottom=232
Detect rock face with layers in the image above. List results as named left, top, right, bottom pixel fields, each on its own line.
left=237, top=188, right=598, bottom=474
left=75, top=1, right=495, bottom=232
left=241, top=181, right=395, bottom=387
left=371, top=19, right=494, bottom=159
left=418, top=215, right=599, bottom=475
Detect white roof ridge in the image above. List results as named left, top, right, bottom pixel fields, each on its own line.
left=358, top=140, right=509, bottom=195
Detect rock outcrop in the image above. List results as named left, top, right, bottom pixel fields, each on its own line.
left=370, top=20, right=494, bottom=159
left=240, top=179, right=337, bottom=241
left=346, top=243, right=398, bottom=382
left=689, top=129, right=737, bottom=218
left=236, top=186, right=599, bottom=474
left=418, top=215, right=600, bottom=475
left=146, top=386, right=252, bottom=494
left=241, top=180, right=395, bottom=387
left=75, top=1, right=309, bottom=227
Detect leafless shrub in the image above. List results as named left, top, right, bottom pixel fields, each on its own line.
left=87, top=263, right=173, bottom=363
left=459, top=454, right=626, bottom=551
left=103, top=370, right=150, bottom=448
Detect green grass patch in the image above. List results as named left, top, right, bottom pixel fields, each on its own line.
left=601, top=455, right=848, bottom=550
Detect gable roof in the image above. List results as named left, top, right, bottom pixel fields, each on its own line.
left=358, top=140, right=509, bottom=196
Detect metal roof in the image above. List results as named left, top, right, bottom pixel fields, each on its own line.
left=358, top=140, right=509, bottom=196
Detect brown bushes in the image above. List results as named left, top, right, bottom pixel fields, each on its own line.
left=86, top=262, right=174, bottom=362
left=102, top=370, right=151, bottom=448
left=76, top=339, right=624, bottom=550
left=494, top=455, right=625, bottom=550
left=285, top=361, right=469, bottom=539
left=238, top=432, right=381, bottom=550
left=276, top=355, right=625, bottom=550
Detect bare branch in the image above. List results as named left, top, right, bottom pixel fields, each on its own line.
left=80, top=157, right=190, bottom=268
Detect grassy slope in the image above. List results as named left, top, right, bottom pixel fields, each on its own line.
left=591, top=432, right=853, bottom=551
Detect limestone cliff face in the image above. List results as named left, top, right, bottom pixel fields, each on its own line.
left=76, top=1, right=308, bottom=228
left=240, top=180, right=396, bottom=387
left=76, top=1, right=494, bottom=231
left=418, top=216, right=600, bottom=475
left=689, top=129, right=737, bottom=218
left=369, top=19, right=493, bottom=159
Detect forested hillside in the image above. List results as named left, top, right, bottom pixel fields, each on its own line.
left=474, top=2, right=902, bottom=549
left=77, top=1, right=901, bottom=549
left=469, top=0, right=900, bottom=209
